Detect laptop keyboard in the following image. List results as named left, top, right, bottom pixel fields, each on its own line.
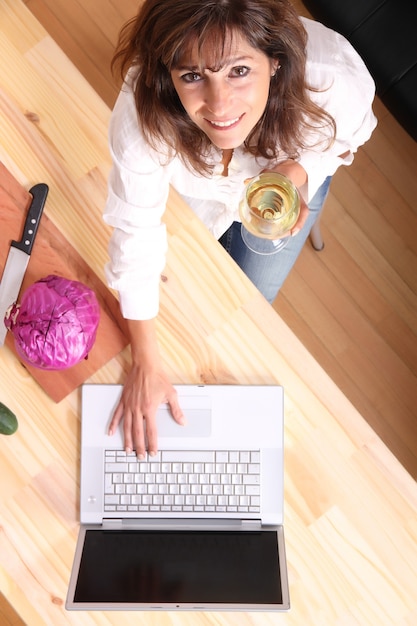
left=104, top=449, right=261, bottom=514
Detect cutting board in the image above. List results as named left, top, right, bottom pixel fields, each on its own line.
left=0, top=163, right=129, bottom=402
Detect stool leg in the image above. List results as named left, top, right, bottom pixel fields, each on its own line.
left=310, top=214, right=325, bottom=251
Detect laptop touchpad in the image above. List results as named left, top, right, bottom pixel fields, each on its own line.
left=156, top=396, right=212, bottom=437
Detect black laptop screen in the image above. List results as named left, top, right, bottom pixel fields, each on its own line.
left=74, top=529, right=283, bottom=605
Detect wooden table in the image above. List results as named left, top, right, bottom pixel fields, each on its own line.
left=1, top=2, right=417, bottom=624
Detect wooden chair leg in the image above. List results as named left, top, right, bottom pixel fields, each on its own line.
left=310, top=213, right=325, bottom=251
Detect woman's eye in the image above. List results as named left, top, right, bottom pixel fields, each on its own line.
left=230, top=66, right=250, bottom=78
left=180, top=72, right=203, bottom=83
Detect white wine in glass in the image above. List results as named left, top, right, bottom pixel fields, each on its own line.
left=239, top=172, right=300, bottom=254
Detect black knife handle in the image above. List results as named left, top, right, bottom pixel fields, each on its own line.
left=11, top=183, right=49, bottom=255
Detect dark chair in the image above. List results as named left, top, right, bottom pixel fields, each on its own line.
left=305, top=0, right=417, bottom=250
left=302, top=0, right=417, bottom=142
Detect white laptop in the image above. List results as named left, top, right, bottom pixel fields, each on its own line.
left=66, top=383, right=289, bottom=611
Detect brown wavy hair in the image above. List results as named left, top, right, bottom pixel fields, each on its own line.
left=112, top=0, right=336, bottom=174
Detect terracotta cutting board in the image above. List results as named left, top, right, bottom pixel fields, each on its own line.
left=0, top=163, right=129, bottom=402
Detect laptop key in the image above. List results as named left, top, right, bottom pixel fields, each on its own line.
left=243, top=474, right=260, bottom=485
left=162, top=450, right=214, bottom=463
left=106, top=462, right=128, bottom=473
left=245, top=485, right=260, bottom=495
left=105, top=495, right=119, bottom=505
left=215, top=451, right=229, bottom=463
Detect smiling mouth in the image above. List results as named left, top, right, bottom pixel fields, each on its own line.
left=207, top=115, right=243, bottom=129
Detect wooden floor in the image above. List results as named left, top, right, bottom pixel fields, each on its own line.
left=0, top=596, right=25, bottom=626
left=2, top=0, right=416, bottom=622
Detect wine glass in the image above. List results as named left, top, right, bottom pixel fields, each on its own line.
left=239, top=172, right=300, bottom=254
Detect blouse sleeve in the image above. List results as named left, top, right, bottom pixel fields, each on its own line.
left=103, top=83, right=171, bottom=320
left=297, top=19, right=378, bottom=201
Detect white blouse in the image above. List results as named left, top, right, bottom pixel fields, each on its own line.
left=104, top=17, right=377, bottom=320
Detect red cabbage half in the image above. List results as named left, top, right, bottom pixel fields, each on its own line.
left=4, top=275, right=100, bottom=370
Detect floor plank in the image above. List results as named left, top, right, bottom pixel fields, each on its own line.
left=0, top=592, right=26, bottom=626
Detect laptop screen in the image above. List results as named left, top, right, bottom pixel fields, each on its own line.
left=73, top=529, right=284, bottom=607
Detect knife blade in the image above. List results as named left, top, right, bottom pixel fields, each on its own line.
left=0, top=182, right=49, bottom=345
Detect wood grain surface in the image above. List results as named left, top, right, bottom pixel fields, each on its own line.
left=1, top=2, right=417, bottom=626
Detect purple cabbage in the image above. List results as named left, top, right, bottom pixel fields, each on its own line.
left=4, top=275, right=100, bottom=370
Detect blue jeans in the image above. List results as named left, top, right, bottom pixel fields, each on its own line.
left=218, top=177, right=332, bottom=303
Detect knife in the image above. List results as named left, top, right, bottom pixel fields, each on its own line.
left=0, top=182, right=49, bottom=345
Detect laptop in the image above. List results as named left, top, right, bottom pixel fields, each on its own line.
left=66, top=383, right=290, bottom=611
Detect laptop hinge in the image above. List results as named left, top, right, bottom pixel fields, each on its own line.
left=102, top=518, right=124, bottom=529
left=241, top=519, right=263, bottom=530
left=102, top=518, right=262, bottom=530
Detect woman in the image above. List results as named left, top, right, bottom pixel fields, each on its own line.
left=104, top=0, right=377, bottom=457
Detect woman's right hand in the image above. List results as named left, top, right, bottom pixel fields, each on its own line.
left=108, top=319, right=185, bottom=458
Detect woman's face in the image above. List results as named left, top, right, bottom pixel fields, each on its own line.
left=170, top=32, right=278, bottom=150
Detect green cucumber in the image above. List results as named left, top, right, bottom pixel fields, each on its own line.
left=0, top=402, right=18, bottom=435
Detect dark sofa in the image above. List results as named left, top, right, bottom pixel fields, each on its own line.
left=302, top=0, right=417, bottom=141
